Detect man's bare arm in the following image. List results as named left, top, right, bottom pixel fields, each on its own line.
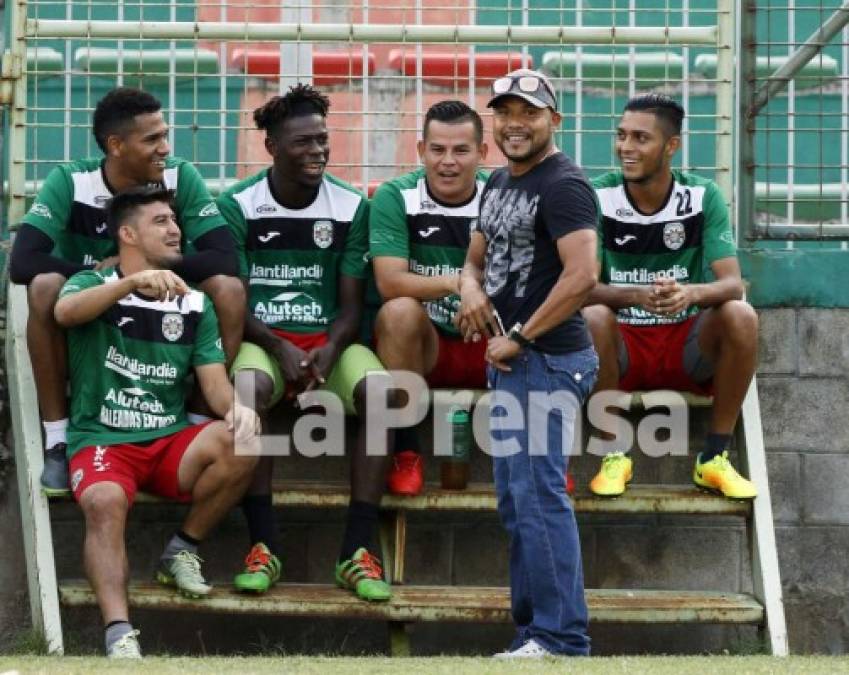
left=374, top=256, right=458, bottom=301
left=54, top=270, right=188, bottom=327
left=457, top=231, right=496, bottom=339
left=584, top=272, right=651, bottom=310
left=585, top=256, right=743, bottom=315
left=196, top=362, right=260, bottom=444
left=521, top=229, right=598, bottom=341
left=195, top=362, right=236, bottom=419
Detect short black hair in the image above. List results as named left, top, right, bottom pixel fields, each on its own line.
left=623, top=94, right=685, bottom=137
left=106, top=186, right=175, bottom=241
left=423, top=100, right=484, bottom=145
left=253, top=84, right=331, bottom=137
left=93, top=87, right=162, bottom=153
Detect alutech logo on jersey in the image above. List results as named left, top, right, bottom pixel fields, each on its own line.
left=254, top=291, right=324, bottom=324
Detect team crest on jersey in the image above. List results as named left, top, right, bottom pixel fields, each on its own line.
left=162, top=313, right=184, bottom=342
left=313, top=220, right=333, bottom=249
left=662, top=222, right=686, bottom=250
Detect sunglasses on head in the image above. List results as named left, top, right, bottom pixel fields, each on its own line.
left=492, top=74, right=556, bottom=101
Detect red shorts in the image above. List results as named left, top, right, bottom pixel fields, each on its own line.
left=426, top=332, right=488, bottom=389
left=618, top=315, right=713, bottom=396
left=69, top=422, right=212, bottom=506
left=271, top=329, right=328, bottom=351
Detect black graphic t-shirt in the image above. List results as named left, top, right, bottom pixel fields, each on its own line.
left=476, top=152, right=597, bottom=354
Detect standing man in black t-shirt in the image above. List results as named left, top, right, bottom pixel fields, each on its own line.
left=459, top=69, right=599, bottom=658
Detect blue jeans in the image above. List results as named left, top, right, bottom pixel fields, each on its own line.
left=489, top=345, right=598, bottom=656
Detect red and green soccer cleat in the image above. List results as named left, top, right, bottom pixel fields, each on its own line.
left=335, top=548, right=392, bottom=602
left=233, top=543, right=281, bottom=593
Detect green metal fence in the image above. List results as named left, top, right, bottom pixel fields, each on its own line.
left=4, top=0, right=733, bottom=236
left=738, top=0, right=849, bottom=242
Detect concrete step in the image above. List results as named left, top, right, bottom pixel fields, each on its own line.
left=51, top=482, right=747, bottom=516
left=58, top=581, right=764, bottom=624
left=267, top=481, right=751, bottom=516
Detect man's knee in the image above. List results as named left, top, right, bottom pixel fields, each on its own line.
left=374, top=297, right=428, bottom=341
left=79, top=483, right=129, bottom=528
left=234, top=368, right=275, bottom=415
left=209, top=420, right=260, bottom=475
left=716, top=300, right=759, bottom=342
left=582, top=304, right=617, bottom=336
left=352, top=371, right=399, bottom=417
left=27, top=273, right=65, bottom=318
left=202, top=275, right=246, bottom=315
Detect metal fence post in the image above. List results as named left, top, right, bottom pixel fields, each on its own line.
left=737, top=0, right=758, bottom=243
left=715, top=0, right=735, bottom=213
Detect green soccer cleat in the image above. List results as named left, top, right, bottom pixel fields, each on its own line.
left=155, top=550, right=212, bottom=599
left=335, top=548, right=392, bottom=602
left=234, top=542, right=281, bottom=593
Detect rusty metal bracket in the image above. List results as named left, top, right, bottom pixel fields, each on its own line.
left=0, top=50, right=21, bottom=106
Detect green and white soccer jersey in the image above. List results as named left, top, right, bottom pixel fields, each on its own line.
left=369, top=167, right=487, bottom=335
left=22, top=157, right=226, bottom=266
left=593, top=170, right=737, bottom=327
left=59, top=268, right=225, bottom=456
left=218, top=169, right=369, bottom=332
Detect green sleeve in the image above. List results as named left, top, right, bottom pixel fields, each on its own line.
left=369, top=182, right=409, bottom=259
left=216, top=191, right=249, bottom=278
left=702, top=182, right=737, bottom=264
left=58, top=269, right=104, bottom=299
left=340, top=197, right=369, bottom=279
left=193, top=296, right=226, bottom=367
left=21, top=166, right=73, bottom=243
left=175, top=161, right=228, bottom=243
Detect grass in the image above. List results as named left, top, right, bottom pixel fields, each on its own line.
left=1, top=656, right=849, bottom=674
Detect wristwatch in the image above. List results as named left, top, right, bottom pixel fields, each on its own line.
left=507, top=322, right=534, bottom=349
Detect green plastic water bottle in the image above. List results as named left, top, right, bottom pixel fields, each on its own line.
left=441, top=409, right=471, bottom=490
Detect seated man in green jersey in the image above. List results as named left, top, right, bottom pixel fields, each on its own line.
left=218, top=84, right=392, bottom=601
left=55, top=187, right=260, bottom=658
left=370, top=100, right=489, bottom=496
left=9, top=87, right=245, bottom=496
left=583, top=94, right=758, bottom=500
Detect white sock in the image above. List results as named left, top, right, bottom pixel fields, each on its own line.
left=186, top=412, right=212, bottom=425
left=43, top=418, right=69, bottom=449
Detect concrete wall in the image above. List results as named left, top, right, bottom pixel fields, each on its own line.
left=1, top=307, right=848, bottom=655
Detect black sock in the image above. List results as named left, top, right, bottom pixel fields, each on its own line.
left=176, top=530, right=200, bottom=546
left=241, top=494, right=280, bottom=556
left=394, top=426, right=420, bottom=455
left=702, top=433, right=733, bottom=462
left=339, top=500, right=380, bottom=562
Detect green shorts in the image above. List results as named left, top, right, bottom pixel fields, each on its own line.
left=231, top=342, right=385, bottom=414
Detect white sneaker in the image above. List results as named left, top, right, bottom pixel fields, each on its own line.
left=156, top=550, right=212, bottom=598
left=108, top=629, right=142, bottom=659
left=493, top=638, right=552, bottom=659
